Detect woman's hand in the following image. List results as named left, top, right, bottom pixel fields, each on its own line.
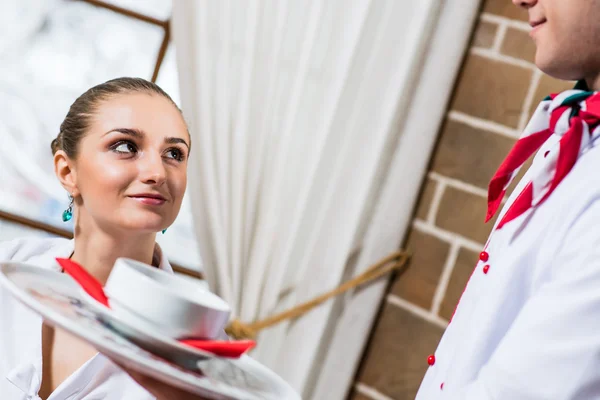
left=119, top=364, right=211, bottom=400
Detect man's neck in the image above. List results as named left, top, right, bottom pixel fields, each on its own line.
left=585, top=73, right=600, bottom=91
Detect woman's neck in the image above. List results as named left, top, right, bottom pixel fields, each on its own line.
left=71, top=224, right=156, bottom=285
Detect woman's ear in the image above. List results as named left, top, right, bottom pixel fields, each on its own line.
left=54, top=150, right=79, bottom=197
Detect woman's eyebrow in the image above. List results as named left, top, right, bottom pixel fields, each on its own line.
left=104, top=128, right=189, bottom=149
left=103, top=128, right=145, bottom=138
left=165, top=137, right=190, bottom=149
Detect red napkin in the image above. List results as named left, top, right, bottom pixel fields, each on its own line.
left=180, top=339, right=256, bottom=357
left=56, top=257, right=110, bottom=307
left=55, top=258, right=255, bottom=358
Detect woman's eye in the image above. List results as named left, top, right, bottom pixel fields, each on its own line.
left=166, top=148, right=184, bottom=161
left=111, top=141, right=137, bottom=154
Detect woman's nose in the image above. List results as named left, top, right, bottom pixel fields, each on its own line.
left=139, top=152, right=167, bottom=185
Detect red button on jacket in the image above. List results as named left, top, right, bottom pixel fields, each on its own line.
left=427, top=354, right=436, bottom=366
left=479, top=251, right=489, bottom=262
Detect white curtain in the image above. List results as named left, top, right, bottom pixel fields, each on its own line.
left=172, top=0, right=440, bottom=396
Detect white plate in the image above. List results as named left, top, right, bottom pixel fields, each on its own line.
left=0, top=262, right=300, bottom=400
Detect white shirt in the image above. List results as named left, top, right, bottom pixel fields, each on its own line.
left=416, top=133, right=600, bottom=400
left=0, top=237, right=173, bottom=400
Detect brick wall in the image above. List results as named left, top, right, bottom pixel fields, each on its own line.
left=348, top=1, right=574, bottom=399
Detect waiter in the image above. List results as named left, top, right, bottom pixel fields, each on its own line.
left=417, top=0, right=600, bottom=398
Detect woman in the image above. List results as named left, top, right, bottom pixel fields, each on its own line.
left=0, top=77, right=210, bottom=399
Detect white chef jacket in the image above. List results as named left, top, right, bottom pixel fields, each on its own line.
left=0, top=237, right=174, bottom=400
left=416, top=132, right=600, bottom=400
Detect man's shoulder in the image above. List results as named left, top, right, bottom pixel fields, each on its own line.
left=0, top=236, right=72, bottom=263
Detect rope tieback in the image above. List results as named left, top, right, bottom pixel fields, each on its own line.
left=225, top=250, right=410, bottom=340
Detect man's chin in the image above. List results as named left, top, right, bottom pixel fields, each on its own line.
left=535, top=52, right=584, bottom=82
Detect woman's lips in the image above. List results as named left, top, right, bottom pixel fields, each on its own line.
left=128, top=195, right=167, bottom=206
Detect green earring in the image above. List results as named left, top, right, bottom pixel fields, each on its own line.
left=62, top=195, right=73, bottom=222
left=162, top=229, right=167, bottom=234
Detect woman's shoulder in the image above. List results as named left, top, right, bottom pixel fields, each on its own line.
left=0, top=236, right=72, bottom=263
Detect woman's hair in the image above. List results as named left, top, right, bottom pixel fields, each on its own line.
left=51, top=77, right=183, bottom=157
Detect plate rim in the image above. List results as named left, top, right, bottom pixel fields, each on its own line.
left=0, top=262, right=279, bottom=400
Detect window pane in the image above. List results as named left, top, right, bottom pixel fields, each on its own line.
left=0, top=220, right=57, bottom=242
left=156, top=44, right=180, bottom=106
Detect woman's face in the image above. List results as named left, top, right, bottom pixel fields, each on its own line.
left=64, top=93, right=190, bottom=234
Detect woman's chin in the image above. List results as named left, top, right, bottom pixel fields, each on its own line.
left=116, top=217, right=171, bottom=234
